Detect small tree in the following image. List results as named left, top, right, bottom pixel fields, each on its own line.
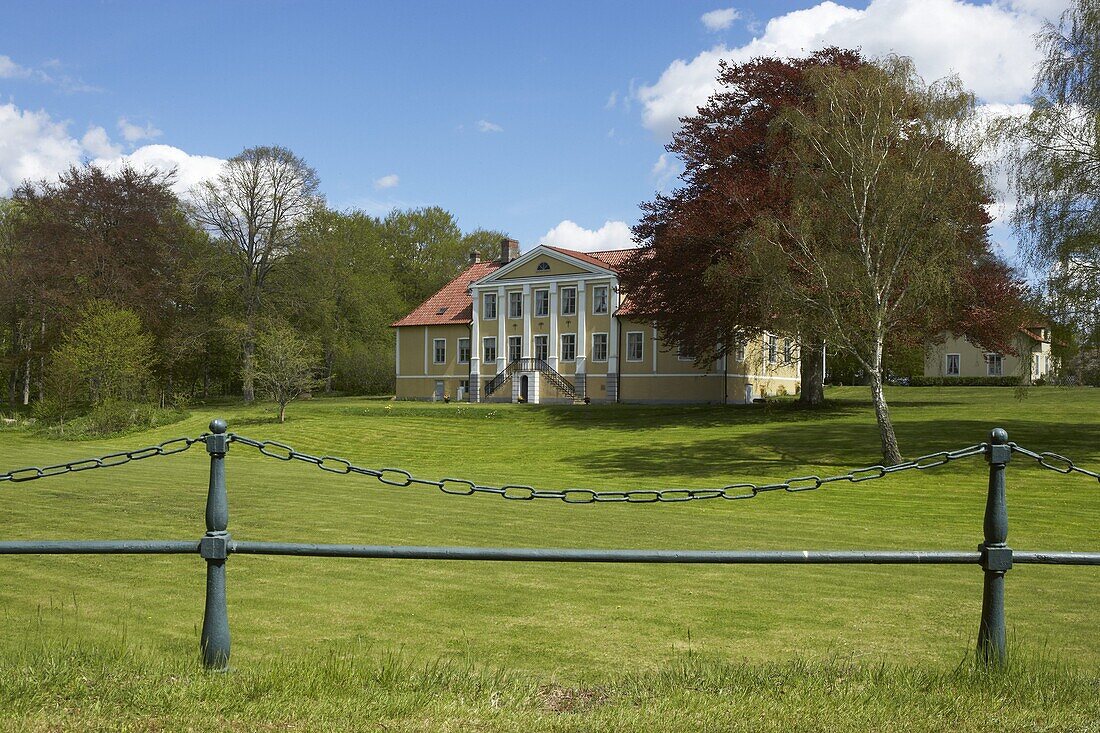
left=51, top=300, right=156, bottom=404
left=253, top=322, right=322, bottom=423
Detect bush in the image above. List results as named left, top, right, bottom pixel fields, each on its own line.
left=41, top=400, right=188, bottom=441
left=905, top=375, right=1021, bottom=387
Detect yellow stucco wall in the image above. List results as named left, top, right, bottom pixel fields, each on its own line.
left=496, top=255, right=589, bottom=279
left=923, top=331, right=1052, bottom=382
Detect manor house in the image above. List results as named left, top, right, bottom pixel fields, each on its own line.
left=392, top=239, right=801, bottom=403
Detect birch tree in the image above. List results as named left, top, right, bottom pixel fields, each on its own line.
left=191, top=146, right=322, bottom=401
left=751, top=57, right=995, bottom=464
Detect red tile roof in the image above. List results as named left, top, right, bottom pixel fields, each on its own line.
left=391, top=246, right=644, bottom=327
left=390, top=261, right=501, bottom=327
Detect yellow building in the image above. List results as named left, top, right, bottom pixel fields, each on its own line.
left=392, top=239, right=802, bottom=403
left=923, top=327, right=1056, bottom=383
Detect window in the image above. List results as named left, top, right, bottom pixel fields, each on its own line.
left=592, top=285, right=608, bottom=314
left=433, top=338, right=446, bottom=364
left=560, top=333, right=576, bottom=362
left=592, top=333, right=608, bottom=362
left=536, top=261, right=550, bottom=271
left=1033, top=354, right=1041, bottom=378
left=985, top=353, right=1003, bottom=377
left=508, top=335, right=522, bottom=362
left=767, top=334, right=778, bottom=364
left=483, top=293, right=497, bottom=320
left=534, top=289, right=549, bottom=317
left=508, top=292, right=523, bottom=319
left=783, top=338, right=792, bottom=363
left=459, top=380, right=469, bottom=399
left=458, top=338, right=470, bottom=364
left=678, top=343, right=694, bottom=361
left=483, top=337, right=497, bottom=363
left=534, top=335, right=548, bottom=361
left=946, top=353, right=960, bottom=377
left=733, top=341, right=746, bottom=363
left=626, top=332, right=643, bottom=361
left=561, top=287, right=577, bottom=316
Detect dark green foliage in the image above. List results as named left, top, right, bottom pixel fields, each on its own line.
left=905, top=376, right=1021, bottom=387
left=39, top=399, right=187, bottom=440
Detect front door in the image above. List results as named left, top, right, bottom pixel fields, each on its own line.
left=520, top=374, right=529, bottom=402
left=744, top=383, right=753, bottom=403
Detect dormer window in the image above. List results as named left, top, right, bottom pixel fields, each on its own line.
left=536, top=261, right=550, bottom=271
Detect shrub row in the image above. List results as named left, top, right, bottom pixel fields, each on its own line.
left=905, top=376, right=1021, bottom=387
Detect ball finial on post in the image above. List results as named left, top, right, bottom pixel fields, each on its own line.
left=210, top=418, right=228, bottom=435
left=990, top=427, right=1008, bottom=446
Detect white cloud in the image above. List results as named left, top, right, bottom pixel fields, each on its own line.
left=651, top=153, right=679, bottom=189
left=0, top=53, right=98, bottom=92
left=373, top=173, right=400, bottom=189
left=638, top=0, right=1058, bottom=136
left=0, top=101, right=222, bottom=197
left=701, top=8, right=740, bottom=31
left=0, top=55, right=33, bottom=79
left=605, top=90, right=619, bottom=109
left=476, top=119, right=504, bottom=133
left=539, top=220, right=637, bottom=252
left=80, top=125, right=121, bottom=158
left=117, top=117, right=162, bottom=143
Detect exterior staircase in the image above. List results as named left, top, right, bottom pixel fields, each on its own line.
left=484, top=358, right=577, bottom=400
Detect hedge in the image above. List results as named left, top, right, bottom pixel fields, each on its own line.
left=904, top=376, right=1021, bottom=387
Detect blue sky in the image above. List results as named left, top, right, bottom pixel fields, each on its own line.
left=0, top=0, right=1069, bottom=256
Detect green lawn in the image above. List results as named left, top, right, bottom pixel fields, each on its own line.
left=1, top=387, right=1097, bottom=730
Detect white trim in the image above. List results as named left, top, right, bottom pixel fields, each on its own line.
left=946, top=353, right=961, bottom=377
left=620, top=373, right=801, bottom=381
left=473, top=244, right=616, bottom=284
left=507, top=291, right=523, bottom=319
left=560, top=332, right=577, bottom=362
left=432, top=338, right=447, bottom=364
left=482, top=292, right=498, bottom=320
left=984, top=352, right=1004, bottom=377
left=626, top=331, right=644, bottom=362
left=592, top=284, right=609, bottom=315
left=483, top=336, right=497, bottom=363
left=533, top=333, right=549, bottom=361
left=560, top=286, right=577, bottom=316
left=534, top=288, right=550, bottom=317
left=592, top=332, right=609, bottom=362
left=457, top=337, right=471, bottom=365
left=507, top=335, right=522, bottom=362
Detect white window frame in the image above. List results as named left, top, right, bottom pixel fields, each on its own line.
left=508, top=292, right=523, bottom=319
left=561, top=287, right=577, bottom=316
left=508, top=335, right=522, bottom=362
left=592, top=285, right=609, bottom=315
left=560, top=333, right=576, bottom=362
left=733, top=341, right=746, bottom=363
left=985, top=352, right=1003, bottom=377
left=946, top=353, right=960, bottom=377
left=534, top=289, right=550, bottom=317
left=483, top=292, right=497, bottom=320
left=783, top=338, right=792, bottom=363
left=677, top=344, right=694, bottom=362
left=433, top=338, right=446, bottom=364
left=457, top=337, right=470, bottom=364
left=626, top=331, right=644, bottom=362
left=592, top=332, right=609, bottom=362
left=534, top=334, right=549, bottom=361
left=483, top=336, right=497, bottom=363
left=767, top=334, right=778, bottom=364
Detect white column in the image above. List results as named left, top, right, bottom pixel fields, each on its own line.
left=607, top=279, right=621, bottom=402
left=521, top=283, right=532, bottom=358
left=575, top=283, right=587, bottom=399
left=496, top=285, right=506, bottom=371
left=470, top=287, right=480, bottom=402
left=548, top=283, right=559, bottom=369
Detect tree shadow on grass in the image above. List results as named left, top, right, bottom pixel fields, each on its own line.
left=572, top=418, right=1100, bottom=482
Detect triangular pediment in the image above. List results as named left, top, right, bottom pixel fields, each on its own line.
left=473, top=245, right=614, bottom=285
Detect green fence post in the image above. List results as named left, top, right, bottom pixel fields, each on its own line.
left=200, top=418, right=231, bottom=670
left=977, top=427, right=1012, bottom=667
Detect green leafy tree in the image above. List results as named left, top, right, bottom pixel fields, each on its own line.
left=750, top=57, right=997, bottom=464
left=1008, top=0, right=1100, bottom=344
left=51, top=301, right=156, bottom=404
left=381, top=207, right=470, bottom=307
left=253, top=321, right=323, bottom=423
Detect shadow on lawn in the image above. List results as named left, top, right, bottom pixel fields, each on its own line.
left=573, top=418, right=1100, bottom=482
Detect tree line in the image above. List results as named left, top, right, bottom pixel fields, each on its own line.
left=0, top=152, right=501, bottom=424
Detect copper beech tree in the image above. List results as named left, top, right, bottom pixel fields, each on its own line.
left=621, top=49, right=866, bottom=406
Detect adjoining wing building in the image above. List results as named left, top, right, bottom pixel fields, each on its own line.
left=392, top=238, right=801, bottom=403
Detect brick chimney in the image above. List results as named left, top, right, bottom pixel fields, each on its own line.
left=499, top=237, right=520, bottom=264
left=469, top=249, right=481, bottom=264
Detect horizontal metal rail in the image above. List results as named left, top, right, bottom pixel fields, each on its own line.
left=2, top=540, right=1097, bottom=566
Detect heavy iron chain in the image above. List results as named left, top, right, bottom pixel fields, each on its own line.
left=226, top=433, right=990, bottom=504
left=0, top=435, right=207, bottom=483
left=1009, top=443, right=1100, bottom=484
